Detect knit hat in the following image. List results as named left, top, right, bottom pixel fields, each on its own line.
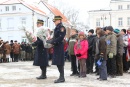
left=78, top=32, right=85, bottom=36
left=103, top=27, right=107, bottom=31
left=88, top=29, right=94, bottom=34
left=121, top=29, right=126, bottom=34
left=114, top=28, right=120, bottom=34
left=106, top=26, right=114, bottom=31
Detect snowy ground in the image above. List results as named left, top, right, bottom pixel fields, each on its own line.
left=0, top=61, right=130, bottom=87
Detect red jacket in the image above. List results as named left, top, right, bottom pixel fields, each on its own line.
left=74, top=40, right=88, bottom=60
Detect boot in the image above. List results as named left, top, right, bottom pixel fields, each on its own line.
left=36, top=67, right=47, bottom=79
left=54, top=66, right=65, bottom=83
left=0, top=59, right=1, bottom=63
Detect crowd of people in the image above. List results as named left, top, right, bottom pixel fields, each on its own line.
left=68, top=26, right=130, bottom=81
left=0, top=40, right=35, bottom=63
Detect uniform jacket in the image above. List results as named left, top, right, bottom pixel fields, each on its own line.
left=33, top=37, right=48, bottom=66
left=0, top=43, right=4, bottom=54
left=99, top=36, right=107, bottom=60
left=116, top=34, right=124, bottom=55
left=21, top=44, right=26, bottom=51
left=106, top=32, right=117, bottom=55
left=74, top=40, right=88, bottom=60
left=68, top=34, right=78, bottom=55
left=51, top=23, right=66, bottom=65
left=4, top=44, right=11, bottom=54
left=13, top=43, right=20, bottom=54
left=26, top=45, right=32, bottom=53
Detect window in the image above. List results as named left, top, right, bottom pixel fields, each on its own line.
left=12, top=6, right=16, bottom=11
left=21, top=18, right=26, bottom=26
left=22, top=38, right=27, bottom=43
left=96, top=18, right=100, bottom=27
left=118, top=5, right=122, bottom=10
left=5, top=6, right=9, bottom=11
left=0, top=19, right=1, bottom=28
left=127, top=17, right=130, bottom=25
left=7, top=18, right=14, bottom=29
left=127, top=5, right=130, bottom=10
left=118, top=18, right=123, bottom=26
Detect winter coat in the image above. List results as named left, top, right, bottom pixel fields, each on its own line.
left=4, top=44, right=11, bottom=54
left=106, top=32, right=117, bottom=55
left=87, top=35, right=96, bottom=54
left=21, top=44, right=26, bottom=51
left=33, top=37, right=48, bottom=66
left=99, top=36, right=107, bottom=60
left=26, top=45, right=32, bottom=53
left=74, top=40, right=88, bottom=60
left=116, top=34, right=124, bottom=56
left=0, top=43, right=4, bottom=54
left=50, top=23, right=66, bottom=66
left=13, top=43, right=20, bottom=54
left=68, top=34, right=78, bottom=55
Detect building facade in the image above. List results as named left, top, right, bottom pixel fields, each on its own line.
left=88, top=0, right=130, bottom=30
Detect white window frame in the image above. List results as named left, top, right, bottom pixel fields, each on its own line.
left=12, top=6, right=16, bottom=11
left=118, top=5, right=122, bottom=10
left=96, top=18, right=100, bottom=27
left=127, top=17, right=130, bottom=25
left=7, top=18, right=14, bottom=29
left=118, top=18, right=123, bottom=26
left=21, top=18, right=26, bottom=26
left=5, top=6, right=9, bottom=11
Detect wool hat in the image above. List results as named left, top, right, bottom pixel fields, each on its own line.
left=121, top=29, right=126, bottom=34
left=103, top=27, right=107, bottom=31
left=114, top=28, right=120, bottom=34
left=14, top=40, right=17, bottom=42
left=106, top=26, right=114, bottom=31
left=10, top=40, right=13, bottom=42
left=78, top=32, right=85, bottom=36
left=53, top=16, right=63, bottom=22
left=88, top=29, right=94, bottom=34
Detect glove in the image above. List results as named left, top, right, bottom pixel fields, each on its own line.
left=109, top=53, right=113, bottom=58
left=76, top=53, right=81, bottom=57
left=32, top=42, right=37, bottom=46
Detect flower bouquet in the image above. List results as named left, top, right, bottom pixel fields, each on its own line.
left=25, top=31, right=37, bottom=44
left=36, top=26, right=53, bottom=48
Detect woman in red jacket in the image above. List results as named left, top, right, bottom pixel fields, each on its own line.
left=74, top=32, right=88, bottom=77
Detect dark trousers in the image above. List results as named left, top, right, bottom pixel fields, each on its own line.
left=79, top=59, right=86, bottom=76
left=107, top=56, right=116, bottom=76
left=99, top=60, right=107, bottom=79
left=70, top=55, right=78, bottom=74
left=57, top=65, right=64, bottom=78
left=116, top=54, right=123, bottom=75
left=14, top=54, right=19, bottom=62
left=10, top=52, right=14, bottom=61
left=123, top=47, right=129, bottom=72
left=95, top=58, right=99, bottom=73
left=86, top=53, right=94, bottom=73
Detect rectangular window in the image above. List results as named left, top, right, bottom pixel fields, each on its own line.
left=118, top=5, right=122, bottom=10
left=5, top=6, right=9, bottom=11
left=0, top=19, right=1, bottom=28
left=21, top=18, right=26, bottom=26
left=127, top=17, right=130, bottom=25
left=7, top=18, right=14, bottom=29
left=127, top=5, right=130, bottom=10
left=118, top=18, right=123, bottom=26
left=96, top=18, right=100, bottom=27
left=12, top=6, right=16, bottom=11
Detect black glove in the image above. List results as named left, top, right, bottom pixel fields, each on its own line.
left=76, top=53, right=81, bottom=57
left=32, top=42, right=37, bottom=46
left=46, top=39, right=53, bottom=44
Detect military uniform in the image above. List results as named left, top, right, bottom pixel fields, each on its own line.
left=48, top=16, right=66, bottom=83
left=33, top=19, right=48, bottom=79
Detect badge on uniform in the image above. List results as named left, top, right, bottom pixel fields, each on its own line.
left=106, top=40, right=111, bottom=45
left=61, top=28, right=65, bottom=32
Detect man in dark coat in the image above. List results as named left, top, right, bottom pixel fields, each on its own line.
left=33, top=19, right=48, bottom=79
left=47, top=16, right=66, bottom=83
left=87, top=29, right=96, bottom=74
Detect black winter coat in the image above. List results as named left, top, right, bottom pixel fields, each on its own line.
left=33, top=37, right=48, bottom=66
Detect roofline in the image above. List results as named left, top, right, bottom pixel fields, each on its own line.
left=89, top=10, right=112, bottom=12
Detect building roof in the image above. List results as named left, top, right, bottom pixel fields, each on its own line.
left=89, top=9, right=111, bottom=12
left=40, top=1, right=72, bottom=25
left=0, top=0, right=46, bottom=16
